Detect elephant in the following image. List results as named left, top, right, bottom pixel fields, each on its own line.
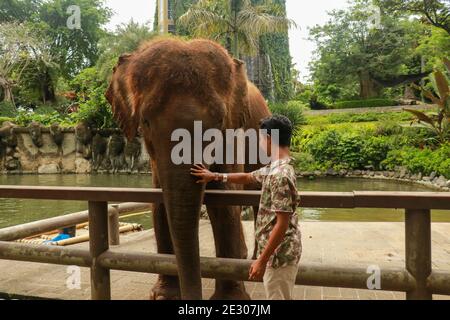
left=75, top=121, right=93, bottom=159
left=50, top=123, right=64, bottom=147
left=28, top=121, right=44, bottom=148
left=92, top=133, right=107, bottom=171
left=107, top=133, right=125, bottom=173
left=106, top=38, right=271, bottom=300
left=124, top=137, right=141, bottom=172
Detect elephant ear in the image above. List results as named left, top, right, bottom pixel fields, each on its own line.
left=106, top=54, right=140, bottom=141
left=229, top=58, right=251, bottom=129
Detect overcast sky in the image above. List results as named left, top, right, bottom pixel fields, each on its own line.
left=104, top=0, right=350, bottom=81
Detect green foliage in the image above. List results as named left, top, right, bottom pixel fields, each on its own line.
left=69, top=67, right=113, bottom=128
left=333, top=99, right=399, bottom=109
left=178, top=0, right=294, bottom=57
left=0, top=101, right=17, bottom=117
left=405, top=61, right=450, bottom=144
left=291, top=151, right=317, bottom=172
left=257, top=0, right=294, bottom=101
left=383, top=144, right=450, bottom=178
left=309, top=0, right=426, bottom=100
left=96, top=22, right=156, bottom=82
left=13, top=109, right=65, bottom=127
left=381, top=0, right=450, bottom=36
left=269, top=101, right=307, bottom=128
left=306, top=110, right=416, bottom=125
left=304, top=129, right=393, bottom=171
left=38, top=0, right=112, bottom=77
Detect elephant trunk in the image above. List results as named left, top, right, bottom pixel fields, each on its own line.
left=161, top=165, right=204, bottom=300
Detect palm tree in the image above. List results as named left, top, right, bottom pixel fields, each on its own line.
left=178, top=0, right=295, bottom=58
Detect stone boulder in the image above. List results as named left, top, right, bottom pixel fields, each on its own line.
left=38, top=163, right=60, bottom=174
left=75, top=158, right=91, bottom=174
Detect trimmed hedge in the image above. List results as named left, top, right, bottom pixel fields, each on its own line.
left=333, top=99, right=399, bottom=109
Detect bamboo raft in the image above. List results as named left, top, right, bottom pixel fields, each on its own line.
left=16, top=222, right=144, bottom=246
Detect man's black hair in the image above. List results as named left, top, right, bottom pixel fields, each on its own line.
left=260, top=115, right=293, bottom=147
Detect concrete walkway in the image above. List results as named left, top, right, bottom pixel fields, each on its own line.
left=0, top=221, right=449, bottom=300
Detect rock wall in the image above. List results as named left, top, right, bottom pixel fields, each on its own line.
left=0, top=123, right=150, bottom=174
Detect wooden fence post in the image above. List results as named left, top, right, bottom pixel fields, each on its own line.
left=109, top=204, right=120, bottom=246
left=89, top=201, right=111, bottom=300
left=405, top=209, right=432, bottom=300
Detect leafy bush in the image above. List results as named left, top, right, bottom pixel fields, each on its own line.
left=13, top=110, right=66, bottom=127
left=383, top=144, right=450, bottom=178
left=269, top=102, right=307, bottom=128
left=0, top=117, right=14, bottom=125
left=309, top=95, right=329, bottom=110
left=374, top=120, right=404, bottom=136
left=0, top=101, right=16, bottom=117
left=301, top=127, right=394, bottom=170
left=361, top=136, right=393, bottom=170
left=69, top=67, right=115, bottom=129
left=291, top=151, right=319, bottom=172
left=306, top=129, right=341, bottom=164
left=333, top=99, right=399, bottom=109
left=286, top=100, right=309, bottom=111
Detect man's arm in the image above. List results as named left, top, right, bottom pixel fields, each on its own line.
left=249, top=212, right=290, bottom=281
left=190, top=164, right=255, bottom=185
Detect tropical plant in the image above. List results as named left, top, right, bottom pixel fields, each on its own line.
left=178, top=0, right=295, bottom=57
left=96, top=21, right=156, bottom=82
left=405, top=58, right=450, bottom=144
left=269, top=101, right=307, bottom=129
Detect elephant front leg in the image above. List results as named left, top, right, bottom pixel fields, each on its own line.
left=207, top=204, right=251, bottom=300
left=150, top=201, right=181, bottom=300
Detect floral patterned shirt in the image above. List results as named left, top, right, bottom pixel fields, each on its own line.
left=251, top=157, right=302, bottom=269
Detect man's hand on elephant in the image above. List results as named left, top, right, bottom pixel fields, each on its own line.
left=190, top=164, right=217, bottom=184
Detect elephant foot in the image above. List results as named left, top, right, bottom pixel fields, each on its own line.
left=210, top=283, right=251, bottom=301
left=150, top=278, right=181, bottom=300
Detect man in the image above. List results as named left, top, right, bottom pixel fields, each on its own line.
left=191, top=115, right=302, bottom=300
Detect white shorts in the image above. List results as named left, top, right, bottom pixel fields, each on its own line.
left=263, top=264, right=299, bottom=300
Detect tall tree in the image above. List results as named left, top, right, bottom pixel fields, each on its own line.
left=382, top=0, right=450, bottom=35
left=178, top=0, right=294, bottom=58
left=96, top=21, right=156, bottom=81
left=0, top=0, right=112, bottom=104
left=310, top=0, right=428, bottom=99
left=0, top=22, right=52, bottom=106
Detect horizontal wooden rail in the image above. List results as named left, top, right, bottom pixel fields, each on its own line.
left=0, top=203, right=150, bottom=241
left=0, top=186, right=449, bottom=209
left=0, top=186, right=449, bottom=300
left=2, top=242, right=441, bottom=294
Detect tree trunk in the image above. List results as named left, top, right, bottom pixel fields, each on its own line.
left=231, top=0, right=240, bottom=58
left=41, top=71, right=56, bottom=103
left=358, top=70, right=381, bottom=99
left=0, top=83, right=15, bottom=106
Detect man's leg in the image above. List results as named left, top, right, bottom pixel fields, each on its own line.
left=263, top=265, right=299, bottom=300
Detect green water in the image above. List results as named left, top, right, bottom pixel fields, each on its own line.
left=0, top=175, right=448, bottom=229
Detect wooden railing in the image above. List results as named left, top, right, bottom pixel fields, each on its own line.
left=0, top=186, right=449, bottom=300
